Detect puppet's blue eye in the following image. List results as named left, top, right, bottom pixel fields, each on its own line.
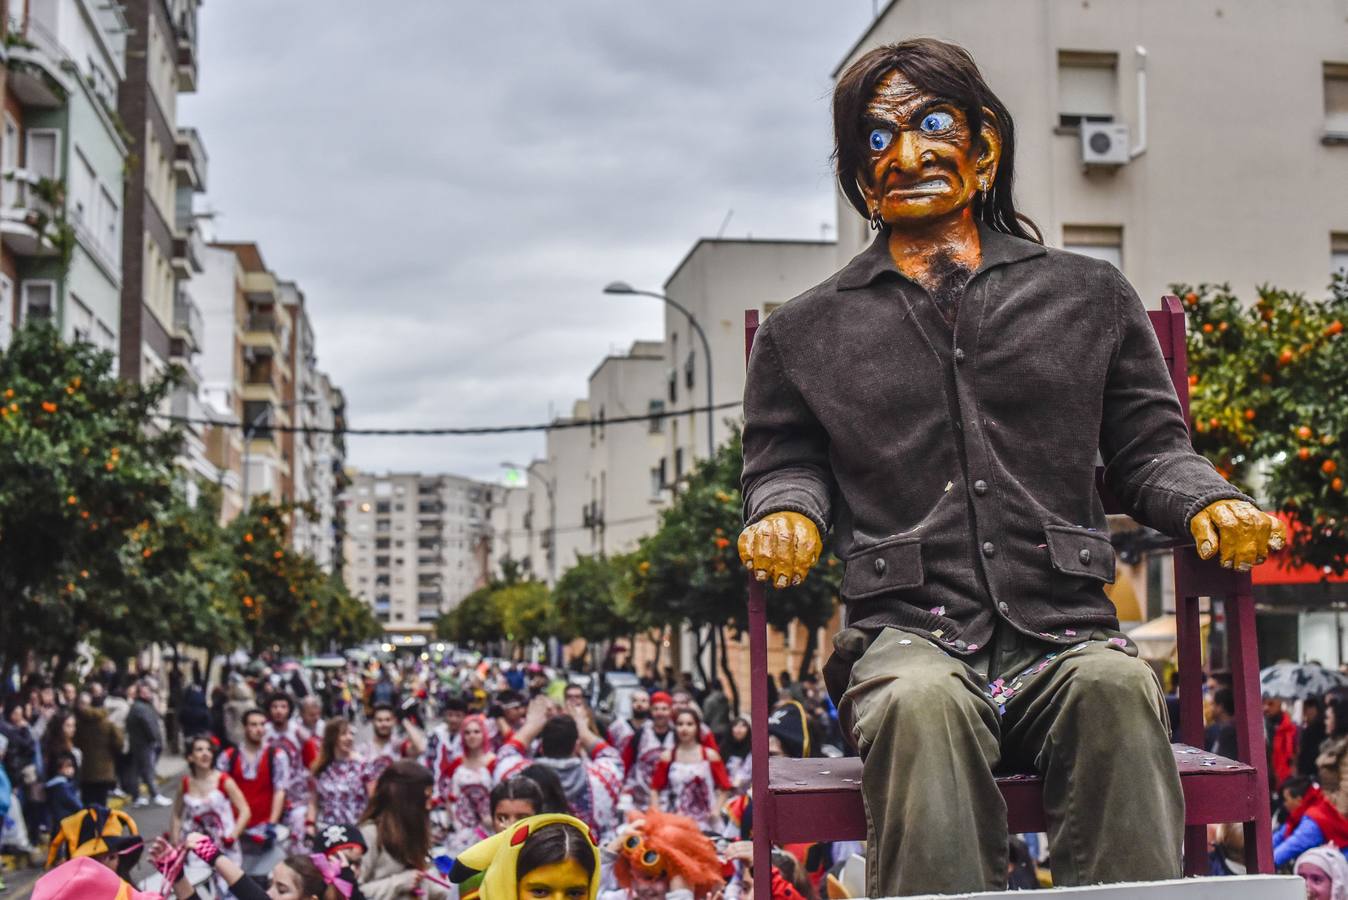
left=869, top=128, right=893, bottom=151
left=920, top=111, right=955, bottom=133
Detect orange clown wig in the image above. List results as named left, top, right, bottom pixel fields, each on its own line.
left=613, top=809, right=725, bottom=898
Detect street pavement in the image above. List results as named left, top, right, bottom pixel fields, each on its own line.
left=3, top=754, right=185, bottom=898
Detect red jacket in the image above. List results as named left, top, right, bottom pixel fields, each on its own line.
left=1269, top=712, right=1298, bottom=787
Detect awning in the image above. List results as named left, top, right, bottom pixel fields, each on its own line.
left=1127, top=613, right=1212, bottom=663
left=1252, top=513, right=1348, bottom=586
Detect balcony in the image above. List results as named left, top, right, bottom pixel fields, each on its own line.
left=5, top=22, right=71, bottom=109
left=172, top=226, right=205, bottom=277
left=174, top=127, right=207, bottom=191
left=0, top=169, right=60, bottom=257
left=176, top=39, right=197, bottom=92
left=242, top=310, right=285, bottom=357
left=172, top=290, right=203, bottom=355
left=241, top=357, right=280, bottom=404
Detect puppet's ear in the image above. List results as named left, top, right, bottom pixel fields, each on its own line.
left=450, top=829, right=511, bottom=883
left=975, top=107, right=1002, bottom=187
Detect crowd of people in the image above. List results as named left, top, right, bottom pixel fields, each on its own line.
left=12, top=653, right=860, bottom=900
left=1198, top=667, right=1348, bottom=898
left=1, top=662, right=186, bottom=891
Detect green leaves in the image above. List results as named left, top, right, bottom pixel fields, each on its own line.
left=1179, top=275, right=1348, bottom=575
left=0, top=321, right=376, bottom=667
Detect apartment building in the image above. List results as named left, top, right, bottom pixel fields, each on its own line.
left=287, top=286, right=348, bottom=573
left=343, top=472, right=497, bottom=637
left=116, top=0, right=202, bottom=383
left=659, top=240, right=840, bottom=480
left=1, top=0, right=129, bottom=353
left=836, top=0, right=1348, bottom=301
left=195, top=240, right=245, bottom=518
left=209, top=241, right=294, bottom=505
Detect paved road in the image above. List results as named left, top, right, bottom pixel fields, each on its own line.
left=5, top=758, right=185, bottom=898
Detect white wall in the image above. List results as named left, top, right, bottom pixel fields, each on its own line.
left=836, top=0, right=1348, bottom=303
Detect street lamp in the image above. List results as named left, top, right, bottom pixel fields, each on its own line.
left=242, top=392, right=314, bottom=504
left=501, top=460, right=557, bottom=584
left=603, top=281, right=715, bottom=460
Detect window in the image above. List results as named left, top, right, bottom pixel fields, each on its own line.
left=684, top=351, right=695, bottom=389
left=1062, top=224, right=1123, bottom=270
left=650, top=461, right=666, bottom=498
left=2, top=115, right=18, bottom=209
left=1057, top=51, right=1117, bottom=128
left=1333, top=233, right=1348, bottom=278
left=674, top=447, right=685, bottom=480
left=0, top=275, right=11, bottom=351
left=98, top=185, right=119, bottom=260
left=648, top=399, right=665, bottom=434
left=25, top=129, right=59, bottom=179
left=68, top=295, right=93, bottom=344
left=1325, top=63, right=1348, bottom=138
left=21, top=281, right=55, bottom=322
left=70, top=150, right=94, bottom=229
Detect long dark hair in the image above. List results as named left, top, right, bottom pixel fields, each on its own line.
left=41, top=709, right=75, bottom=774
left=1328, top=694, right=1348, bottom=738
left=516, top=822, right=596, bottom=884
left=519, top=764, right=570, bottom=815
left=280, top=853, right=343, bottom=900
left=721, top=716, right=751, bottom=760
left=832, top=38, right=1042, bottom=243
left=311, top=717, right=350, bottom=776
left=360, top=760, right=433, bottom=870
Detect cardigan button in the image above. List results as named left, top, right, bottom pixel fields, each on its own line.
left=973, top=479, right=988, bottom=496
left=982, top=541, right=996, bottom=558
left=1079, top=548, right=1093, bottom=565
left=998, top=601, right=1010, bottom=615
left=874, top=557, right=887, bottom=576
left=954, top=348, right=966, bottom=364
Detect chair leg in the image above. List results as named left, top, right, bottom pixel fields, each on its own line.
left=748, top=578, right=772, bottom=900
left=1175, top=590, right=1204, bottom=748
left=1229, top=587, right=1274, bottom=874
left=1183, top=824, right=1209, bottom=876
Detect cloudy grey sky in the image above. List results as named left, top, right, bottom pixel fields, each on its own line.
left=179, top=3, right=876, bottom=482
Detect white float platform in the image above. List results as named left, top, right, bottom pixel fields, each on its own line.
left=886, top=875, right=1302, bottom=899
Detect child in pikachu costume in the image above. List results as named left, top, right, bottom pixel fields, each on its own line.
left=450, top=813, right=601, bottom=900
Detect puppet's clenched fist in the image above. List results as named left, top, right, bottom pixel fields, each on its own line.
left=738, top=511, right=822, bottom=589
left=1190, top=499, right=1286, bottom=572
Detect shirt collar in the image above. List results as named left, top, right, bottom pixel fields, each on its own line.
left=836, top=222, right=1047, bottom=291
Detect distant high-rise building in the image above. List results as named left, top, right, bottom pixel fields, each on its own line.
left=343, top=472, right=498, bottom=638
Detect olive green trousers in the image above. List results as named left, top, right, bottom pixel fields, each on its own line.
left=837, top=625, right=1183, bottom=897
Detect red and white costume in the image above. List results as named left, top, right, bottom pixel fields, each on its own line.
left=422, top=723, right=463, bottom=803
left=651, top=747, right=733, bottom=832
left=265, top=719, right=310, bottom=850
left=439, top=755, right=497, bottom=855
left=622, top=722, right=718, bottom=810
left=216, top=743, right=287, bottom=841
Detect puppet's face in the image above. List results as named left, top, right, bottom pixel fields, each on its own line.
left=518, top=859, right=591, bottom=900
left=858, top=69, right=999, bottom=230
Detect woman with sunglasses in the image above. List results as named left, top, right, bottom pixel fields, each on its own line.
left=651, top=710, right=732, bottom=832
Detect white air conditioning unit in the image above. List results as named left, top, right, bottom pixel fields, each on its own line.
left=1080, top=121, right=1131, bottom=167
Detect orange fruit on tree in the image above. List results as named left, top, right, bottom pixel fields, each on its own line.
left=1279, top=348, right=1295, bottom=366
left=1218, top=321, right=1229, bottom=332
left=1327, top=320, right=1344, bottom=336
left=1298, top=426, right=1314, bottom=440
left=1334, top=477, right=1345, bottom=493
left=1299, top=447, right=1312, bottom=460
left=1185, top=292, right=1198, bottom=305
left=1260, top=373, right=1274, bottom=384
left=1244, top=408, right=1255, bottom=421
left=1324, top=459, right=1339, bottom=475
left=1202, top=323, right=1214, bottom=334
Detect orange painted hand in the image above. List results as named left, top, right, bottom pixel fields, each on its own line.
left=737, top=511, right=822, bottom=589
left=1190, top=499, right=1286, bottom=572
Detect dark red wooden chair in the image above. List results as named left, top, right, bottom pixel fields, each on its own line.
left=743, top=295, right=1271, bottom=898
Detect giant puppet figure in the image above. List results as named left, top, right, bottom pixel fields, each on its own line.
left=737, top=39, right=1285, bottom=897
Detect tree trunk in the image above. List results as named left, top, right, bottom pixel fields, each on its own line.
left=718, top=625, right=741, bottom=717
left=797, top=625, right=819, bottom=682
left=692, top=626, right=710, bottom=685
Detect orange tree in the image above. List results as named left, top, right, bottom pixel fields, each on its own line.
left=1180, top=273, right=1348, bottom=575
left=631, top=428, right=841, bottom=710
left=0, top=322, right=184, bottom=673
left=223, top=499, right=379, bottom=655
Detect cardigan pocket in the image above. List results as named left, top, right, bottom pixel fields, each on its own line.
left=1043, top=525, right=1116, bottom=583
left=841, top=536, right=923, bottom=601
